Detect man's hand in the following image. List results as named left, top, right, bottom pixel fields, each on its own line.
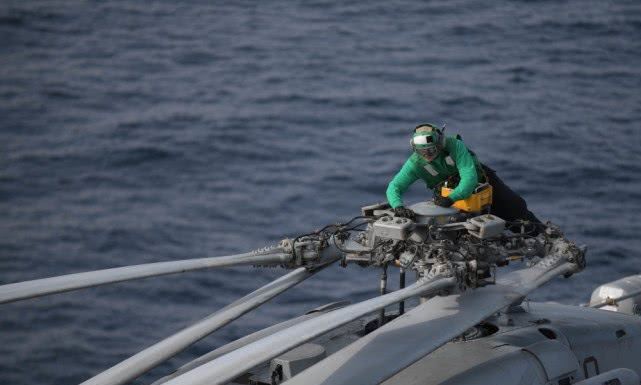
left=393, top=206, right=416, bottom=219
left=433, top=195, right=454, bottom=207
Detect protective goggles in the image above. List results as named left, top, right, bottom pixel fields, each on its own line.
left=416, top=145, right=438, bottom=158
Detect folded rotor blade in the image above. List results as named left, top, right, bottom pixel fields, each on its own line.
left=163, top=276, right=457, bottom=385
left=0, top=249, right=289, bottom=304
left=151, top=302, right=351, bottom=385
left=286, top=259, right=579, bottom=385
left=81, top=260, right=335, bottom=385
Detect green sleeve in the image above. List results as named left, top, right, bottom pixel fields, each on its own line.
left=386, top=158, right=419, bottom=208
left=447, top=139, right=478, bottom=201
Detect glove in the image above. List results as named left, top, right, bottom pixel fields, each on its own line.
left=393, top=206, right=415, bottom=219
left=433, top=195, right=454, bottom=207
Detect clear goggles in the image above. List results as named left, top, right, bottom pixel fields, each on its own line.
left=416, top=145, right=438, bottom=158
left=413, top=134, right=438, bottom=158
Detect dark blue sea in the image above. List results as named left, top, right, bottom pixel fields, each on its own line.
left=1, top=0, right=641, bottom=384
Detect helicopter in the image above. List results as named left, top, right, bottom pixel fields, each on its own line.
left=2, top=198, right=641, bottom=385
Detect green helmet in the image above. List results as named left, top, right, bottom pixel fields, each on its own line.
left=410, top=123, right=443, bottom=160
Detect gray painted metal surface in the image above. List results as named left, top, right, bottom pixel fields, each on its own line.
left=151, top=302, right=351, bottom=385
left=270, top=343, right=327, bottom=380
left=574, top=368, right=639, bottom=385
left=408, top=201, right=458, bottom=217
left=382, top=330, right=547, bottom=385
left=285, top=258, right=578, bottom=385
left=381, top=302, right=641, bottom=385
left=0, top=249, right=289, bottom=304
left=80, top=264, right=326, bottom=385
left=162, top=276, right=457, bottom=385
left=408, top=201, right=459, bottom=225
left=521, top=340, right=578, bottom=381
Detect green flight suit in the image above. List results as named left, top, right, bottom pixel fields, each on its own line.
left=386, top=136, right=483, bottom=208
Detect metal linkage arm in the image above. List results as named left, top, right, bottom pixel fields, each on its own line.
left=590, top=288, right=641, bottom=309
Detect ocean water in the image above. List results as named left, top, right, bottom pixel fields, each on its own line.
left=1, top=0, right=640, bottom=384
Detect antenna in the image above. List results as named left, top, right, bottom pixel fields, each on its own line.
left=439, top=122, right=447, bottom=146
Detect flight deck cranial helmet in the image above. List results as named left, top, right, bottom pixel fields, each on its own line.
left=411, top=123, right=443, bottom=161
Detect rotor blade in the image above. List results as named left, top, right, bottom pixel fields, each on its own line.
left=0, top=248, right=289, bottom=304
left=151, top=301, right=351, bottom=385
left=162, top=276, right=457, bottom=385
left=81, top=260, right=335, bottom=385
left=286, top=259, right=580, bottom=385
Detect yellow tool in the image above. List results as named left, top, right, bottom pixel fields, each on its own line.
left=441, top=183, right=493, bottom=213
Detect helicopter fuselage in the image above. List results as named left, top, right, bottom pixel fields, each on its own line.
left=385, top=302, right=641, bottom=385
